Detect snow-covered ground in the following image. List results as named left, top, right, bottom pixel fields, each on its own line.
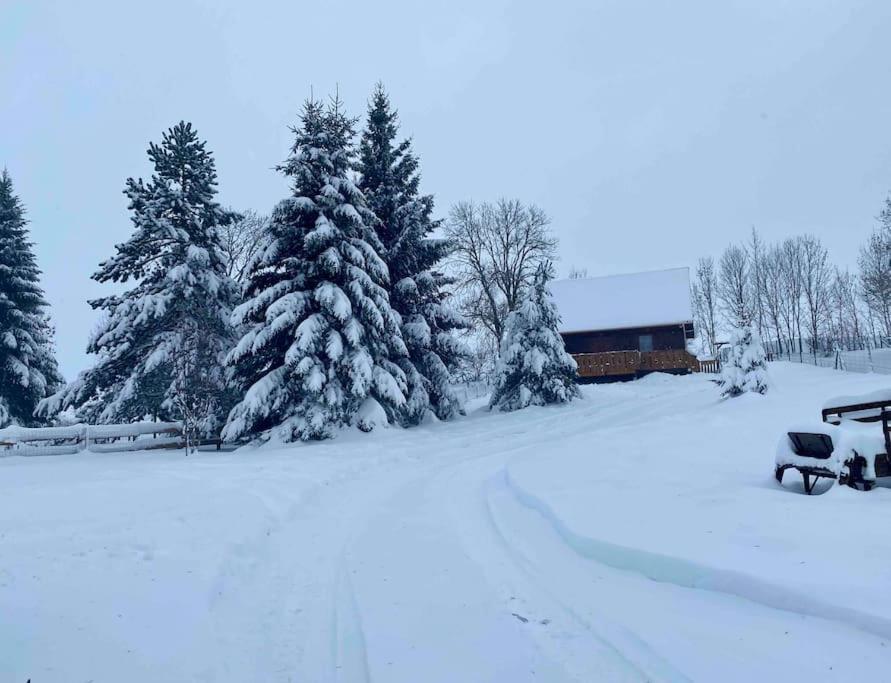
left=3, top=362, right=891, bottom=682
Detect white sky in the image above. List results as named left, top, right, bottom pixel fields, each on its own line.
left=3, top=0, right=891, bottom=377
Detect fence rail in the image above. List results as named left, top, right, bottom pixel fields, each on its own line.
left=0, top=421, right=222, bottom=457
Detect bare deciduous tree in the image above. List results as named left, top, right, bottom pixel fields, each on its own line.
left=761, top=245, right=788, bottom=354
left=779, top=237, right=805, bottom=359
left=799, top=235, right=831, bottom=359
left=217, top=210, right=270, bottom=286
left=453, top=330, right=498, bottom=386
left=691, top=256, right=718, bottom=356
left=828, top=268, right=864, bottom=346
left=859, top=220, right=891, bottom=337
left=747, top=227, right=767, bottom=335
left=446, top=199, right=557, bottom=343
left=699, top=215, right=888, bottom=361
left=718, top=244, right=751, bottom=328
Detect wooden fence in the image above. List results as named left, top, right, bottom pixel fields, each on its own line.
left=0, top=421, right=216, bottom=457
left=698, top=359, right=721, bottom=374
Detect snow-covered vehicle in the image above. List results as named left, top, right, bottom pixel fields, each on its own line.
left=775, top=390, right=891, bottom=493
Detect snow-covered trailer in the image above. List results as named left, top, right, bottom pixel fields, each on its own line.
left=549, top=268, right=699, bottom=382
left=775, top=391, right=891, bottom=493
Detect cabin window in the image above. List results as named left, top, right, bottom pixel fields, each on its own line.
left=638, top=334, right=654, bottom=352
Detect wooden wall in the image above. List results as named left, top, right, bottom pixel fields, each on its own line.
left=561, top=325, right=688, bottom=355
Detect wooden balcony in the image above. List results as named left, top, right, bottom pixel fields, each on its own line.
left=572, top=349, right=700, bottom=379
left=574, top=350, right=640, bottom=378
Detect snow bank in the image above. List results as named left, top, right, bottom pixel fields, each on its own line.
left=0, top=423, right=86, bottom=442
left=505, top=362, right=891, bottom=636
left=503, top=466, right=891, bottom=640
left=0, top=421, right=181, bottom=445
left=822, top=388, right=891, bottom=410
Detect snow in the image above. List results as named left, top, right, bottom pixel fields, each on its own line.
left=823, top=387, right=891, bottom=410
left=549, top=267, right=693, bottom=333
left=0, top=421, right=181, bottom=444
left=3, top=362, right=891, bottom=681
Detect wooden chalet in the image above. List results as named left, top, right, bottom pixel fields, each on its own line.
left=550, top=268, right=699, bottom=382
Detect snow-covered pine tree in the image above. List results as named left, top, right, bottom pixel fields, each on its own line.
left=489, top=262, right=580, bottom=412
left=37, top=123, right=238, bottom=434
left=0, top=169, right=63, bottom=426
left=719, top=324, right=769, bottom=398
left=223, top=95, right=408, bottom=442
left=357, top=84, right=466, bottom=425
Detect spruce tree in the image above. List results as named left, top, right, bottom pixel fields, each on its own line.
left=0, top=169, right=63, bottom=425
left=39, top=123, right=238, bottom=434
left=357, top=84, right=465, bottom=425
left=224, top=96, right=408, bottom=442
left=719, top=324, right=769, bottom=398
left=489, top=262, right=580, bottom=412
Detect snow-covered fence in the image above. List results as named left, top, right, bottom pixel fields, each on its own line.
left=0, top=422, right=184, bottom=457
left=764, top=335, right=891, bottom=376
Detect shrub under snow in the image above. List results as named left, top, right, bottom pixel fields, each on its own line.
left=489, top=263, right=580, bottom=412
left=719, top=324, right=769, bottom=398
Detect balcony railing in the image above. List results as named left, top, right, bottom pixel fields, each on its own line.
left=572, top=349, right=700, bottom=378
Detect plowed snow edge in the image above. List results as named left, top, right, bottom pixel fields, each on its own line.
left=502, top=465, right=891, bottom=641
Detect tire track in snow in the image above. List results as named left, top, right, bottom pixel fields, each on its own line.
left=478, top=471, right=693, bottom=683
left=193, top=377, right=724, bottom=681
left=343, top=446, right=667, bottom=682
left=332, top=562, right=371, bottom=683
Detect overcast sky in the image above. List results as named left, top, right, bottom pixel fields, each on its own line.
left=3, top=0, right=891, bottom=377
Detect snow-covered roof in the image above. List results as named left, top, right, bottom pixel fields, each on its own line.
left=549, top=267, right=693, bottom=334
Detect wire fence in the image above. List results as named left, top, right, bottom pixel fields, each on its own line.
left=763, top=335, right=891, bottom=376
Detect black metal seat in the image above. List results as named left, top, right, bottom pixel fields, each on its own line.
left=775, top=432, right=839, bottom=494
left=787, top=432, right=833, bottom=459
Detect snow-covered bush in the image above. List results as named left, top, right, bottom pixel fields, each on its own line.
left=489, top=263, right=580, bottom=411
left=719, top=324, right=769, bottom=398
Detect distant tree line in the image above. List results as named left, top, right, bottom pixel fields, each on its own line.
left=692, top=215, right=891, bottom=361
